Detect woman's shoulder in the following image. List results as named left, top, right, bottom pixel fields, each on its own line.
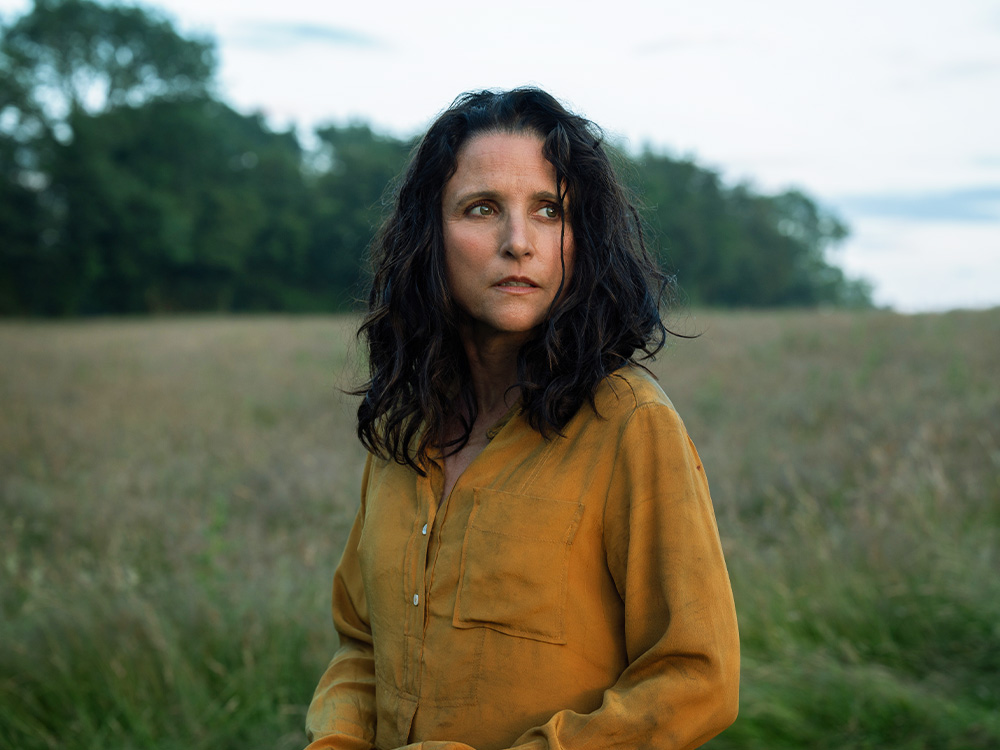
left=564, top=364, right=689, bottom=444
left=592, top=364, right=677, bottom=419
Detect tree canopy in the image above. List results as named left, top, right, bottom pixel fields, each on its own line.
left=0, top=0, right=871, bottom=315
left=2, top=0, right=213, bottom=134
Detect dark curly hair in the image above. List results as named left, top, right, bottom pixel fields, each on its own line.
left=356, top=87, right=671, bottom=472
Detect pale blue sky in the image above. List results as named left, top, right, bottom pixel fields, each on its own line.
left=3, top=0, right=999, bottom=311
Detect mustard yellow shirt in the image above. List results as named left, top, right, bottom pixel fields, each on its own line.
left=305, top=366, right=740, bottom=750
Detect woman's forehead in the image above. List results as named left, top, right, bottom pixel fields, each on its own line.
left=444, top=132, right=563, bottom=202
left=454, top=132, right=547, bottom=169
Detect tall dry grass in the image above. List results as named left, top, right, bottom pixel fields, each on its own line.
left=2, top=309, right=998, bottom=749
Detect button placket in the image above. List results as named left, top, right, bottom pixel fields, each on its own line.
left=415, top=520, right=429, bottom=608
left=405, top=477, right=437, bottom=696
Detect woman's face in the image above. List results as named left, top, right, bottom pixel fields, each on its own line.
left=441, top=131, right=574, bottom=347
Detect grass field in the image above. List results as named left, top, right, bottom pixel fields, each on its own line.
left=2, top=309, right=998, bottom=749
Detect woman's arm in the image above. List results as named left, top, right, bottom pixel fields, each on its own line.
left=396, top=401, right=740, bottom=750
left=305, top=458, right=379, bottom=750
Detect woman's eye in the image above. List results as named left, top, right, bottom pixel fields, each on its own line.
left=469, top=204, right=494, bottom=216
left=539, top=205, right=561, bottom=219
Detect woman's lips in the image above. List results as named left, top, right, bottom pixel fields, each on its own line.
left=495, top=277, right=538, bottom=289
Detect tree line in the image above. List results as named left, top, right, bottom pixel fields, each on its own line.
left=0, top=0, right=872, bottom=316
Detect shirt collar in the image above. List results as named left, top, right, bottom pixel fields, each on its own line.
left=485, top=400, right=521, bottom=441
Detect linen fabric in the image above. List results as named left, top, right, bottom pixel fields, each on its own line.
left=305, top=366, right=740, bottom=750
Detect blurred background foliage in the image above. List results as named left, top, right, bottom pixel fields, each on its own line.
left=0, top=0, right=872, bottom=316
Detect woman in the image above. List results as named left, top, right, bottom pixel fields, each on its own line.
left=305, top=88, right=739, bottom=750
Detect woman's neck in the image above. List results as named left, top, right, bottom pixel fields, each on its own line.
left=437, top=325, right=524, bottom=504
left=457, top=322, right=525, bottom=422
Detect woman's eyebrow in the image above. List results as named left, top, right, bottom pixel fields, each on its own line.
left=449, top=189, right=500, bottom=206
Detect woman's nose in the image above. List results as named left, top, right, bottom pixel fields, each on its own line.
left=500, top=214, right=533, bottom=259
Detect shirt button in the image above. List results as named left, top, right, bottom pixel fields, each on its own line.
left=413, top=594, right=419, bottom=606
left=421, top=523, right=428, bottom=535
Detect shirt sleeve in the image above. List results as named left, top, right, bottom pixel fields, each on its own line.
left=394, top=401, right=740, bottom=750
left=304, top=456, right=379, bottom=750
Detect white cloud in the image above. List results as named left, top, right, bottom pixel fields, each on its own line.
left=840, top=218, right=1000, bottom=312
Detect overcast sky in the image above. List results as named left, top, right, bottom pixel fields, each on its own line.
left=3, top=0, right=998, bottom=311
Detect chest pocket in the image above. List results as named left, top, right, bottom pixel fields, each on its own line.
left=453, top=488, right=584, bottom=644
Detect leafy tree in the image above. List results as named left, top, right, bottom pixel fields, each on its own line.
left=635, top=149, right=869, bottom=307
left=0, top=0, right=220, bottom=314
left=45, top=99, right=314, bottom=313
left=0, top=119, right=48, bottom=314
left=306, top=123, right=412, bottom=308
left=2, top=0, right=214, bottom=138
